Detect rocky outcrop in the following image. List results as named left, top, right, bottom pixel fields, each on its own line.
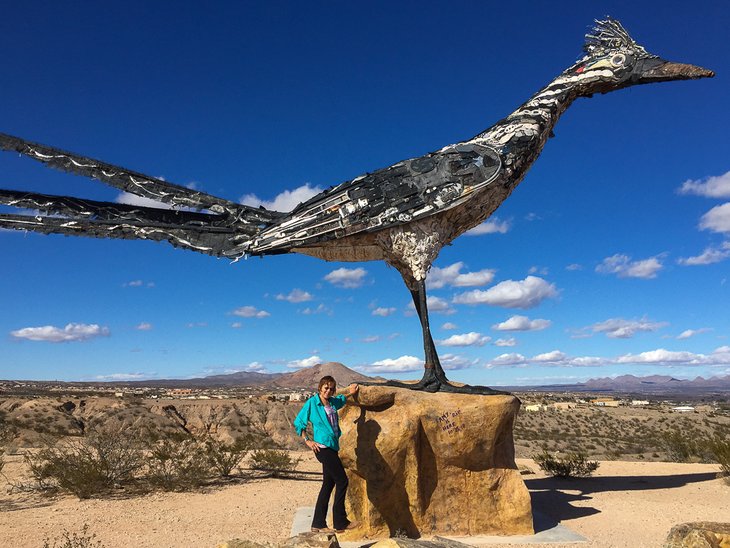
left=664, top=522, right=730, bottom=548
left=338, top=386, right=533, bottom=540
left=217, top=533, right=338, bottom=548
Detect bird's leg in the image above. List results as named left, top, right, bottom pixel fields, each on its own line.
left=410, top=278, right=450, bottom=391
left=371, top=278, right=510, bottom=396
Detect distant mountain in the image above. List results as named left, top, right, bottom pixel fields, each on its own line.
left=510, top=374, right=730, bottom=396
left=273, top=362, right=377, bottom=389
left=121, top=361, right=377, bottom=389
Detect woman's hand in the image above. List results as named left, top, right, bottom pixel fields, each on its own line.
left=305, top=439, right=320, bottom=453
left=347, top=383, right=359, bottom=396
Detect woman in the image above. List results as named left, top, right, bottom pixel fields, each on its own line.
left=294, top=375, right=359, bottom=533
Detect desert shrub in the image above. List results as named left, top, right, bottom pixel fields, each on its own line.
left=24, top=427, right=145, bottom=498
left=662, top=430, right=702, bottom=462
left=533, top=451, right=599, bottom=477
left=204, top=435, right=256, bottom=477
left=42, top=524, right=103, bottom=548
left=146, top=434, right=211, bottom=490
left=706, top=437, right=730, bottom=477
left=249, top=449, right=300, bottom=477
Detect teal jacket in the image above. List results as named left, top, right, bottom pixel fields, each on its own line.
left=294, top=394, right=347, bottom=451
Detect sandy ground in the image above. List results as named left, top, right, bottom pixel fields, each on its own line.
left=0, top=452, right=726, bottom=548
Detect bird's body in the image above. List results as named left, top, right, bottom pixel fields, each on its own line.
left=0, top=19, right=713, bottom=393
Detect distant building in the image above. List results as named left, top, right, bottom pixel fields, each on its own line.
left=591, top=398, right=620, bottom=407
left=524, top=404, right=545, bottom=412
left=672, top=406, right=695, bottom=413
left=631, top=400, right=650, bottom=406
left=552, top=402, right=576, bottom=410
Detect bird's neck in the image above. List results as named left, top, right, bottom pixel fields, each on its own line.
left=477, top=73, right=580, bottom=151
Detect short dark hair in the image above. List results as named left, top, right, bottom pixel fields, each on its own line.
left=318, top=375, right=336, bottom=391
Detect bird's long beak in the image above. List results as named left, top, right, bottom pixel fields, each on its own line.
left=637, top=58, right=715, bottom=83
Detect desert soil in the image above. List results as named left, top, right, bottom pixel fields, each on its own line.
left=0, top=453, right=726, bottom=548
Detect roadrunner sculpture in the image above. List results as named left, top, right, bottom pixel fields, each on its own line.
left=0, top=19, right=713, bottom=393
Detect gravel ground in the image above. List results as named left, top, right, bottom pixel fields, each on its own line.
left=0, top=453, right=726, bottom=548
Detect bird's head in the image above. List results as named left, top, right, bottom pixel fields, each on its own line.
left=565, top=18, right=713, bottom=97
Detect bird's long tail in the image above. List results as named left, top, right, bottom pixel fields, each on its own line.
left=0, top=133, right=285, bottom=259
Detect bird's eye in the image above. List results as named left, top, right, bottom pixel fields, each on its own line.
left=611, top=54, right=626, bottom=67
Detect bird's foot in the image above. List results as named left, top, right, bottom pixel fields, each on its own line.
left=359, top=378, right=510, bottom=395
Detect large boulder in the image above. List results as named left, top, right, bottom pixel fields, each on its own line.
left=338, top=386, right=533, bottom=539
left=664, top=522, right=730, bottom=548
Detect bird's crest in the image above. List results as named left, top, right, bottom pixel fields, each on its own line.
left=583, top=18, right=655, bottom=58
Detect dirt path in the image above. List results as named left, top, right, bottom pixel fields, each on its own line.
left=0, top=454, right=726, bottom=547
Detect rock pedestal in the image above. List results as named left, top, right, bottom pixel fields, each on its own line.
left=338, top=386, right=533, bottom=540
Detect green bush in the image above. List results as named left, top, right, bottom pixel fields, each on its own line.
left=24, top=427, right=145, bottom=498
left=204, top=435, right=256, bottom=477
left=249, top=449, right=300, bottom=478
left=533, top=451, right=599, bottom=477
left=706, top=437, right=730, bottom=477
left=146, top=434, right=211, bottom=490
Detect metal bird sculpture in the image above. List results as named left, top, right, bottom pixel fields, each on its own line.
left=0, top=19, right=713, bottom=394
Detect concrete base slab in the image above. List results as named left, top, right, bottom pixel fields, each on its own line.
left=291, top=507, right=586, bottom=546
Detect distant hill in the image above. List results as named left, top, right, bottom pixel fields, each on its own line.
left=508, top=373, right=730, bottom=396
left=120, top=361, right=378, bottom=389
left=273, top=362, right=377, bottom=388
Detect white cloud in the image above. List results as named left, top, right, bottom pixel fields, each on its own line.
left=528, top=266, right=549, bottom=276
left=135, top=322, right=153, bottom=331
left=677, top=328, right=711, bottom=340
left=240, top=183, right=323, bottom=212
left=566, top=263, right=583, bottom=271
left=286, top=355, right=321, bottom=369
left=116, top=192, right=172, bottom=209
left=372, top=307, right=397, bottom=317
left=441, top=322, right=458, bottom=330
left=231, top=306, right=270, bottom=318
left=324, top=267, right=368, bottom=288
left=677, top=242, right=730, bottom=266
left=678, top=171, right=730, bottom=198
left=494, top=338, right=517, bottom=347
left=596, top=254, right=663, bottom=279
left=276, top=288, right=313, bottom=303
left=428, top=262, right=495, bottom=289
left=490, top=353, right=527, bottom=366
left=492, top=315, right=551, bottom=332
left=362, top=355, right=423, bottom=373
left=441, top=354, right=479, bottom=370
left=483, top=345, right=730, bottom=370
left=362, top=335, right=380, bottom=343
left=11, top=323, right=110, bottom=343
left=407, top=295, right=455, bottom=315
left=123, top=279, right=154, bottom=288
left=437, top=332, right=491, bottom=347
left=301, top=304, right=331, bottom=315
left=186, top=322, right=208, bottom=328
left=532, top=350, right=568, bottom=363
left=231, top=322, right=243, bottom=328
left=464, top=217, right=511, bottom=236
left=94, top=372, right=147, bottom=381
left=453, top=276, right=557, bottom=309
left=588, top=317, right=668, bottom=339
left=699, top=203, right=730, bottom=234
left=617, top=349, right=707, bottom=365
left=486, top=350, right=606, bottom=368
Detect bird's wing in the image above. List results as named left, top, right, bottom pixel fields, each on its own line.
left=250, top=143, right=501, bottom=253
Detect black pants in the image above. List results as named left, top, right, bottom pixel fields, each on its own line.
left=312, top=447, right=350, bottom=530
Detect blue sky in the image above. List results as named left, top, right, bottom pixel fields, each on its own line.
left=1, top=1, right=728, bottom=386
